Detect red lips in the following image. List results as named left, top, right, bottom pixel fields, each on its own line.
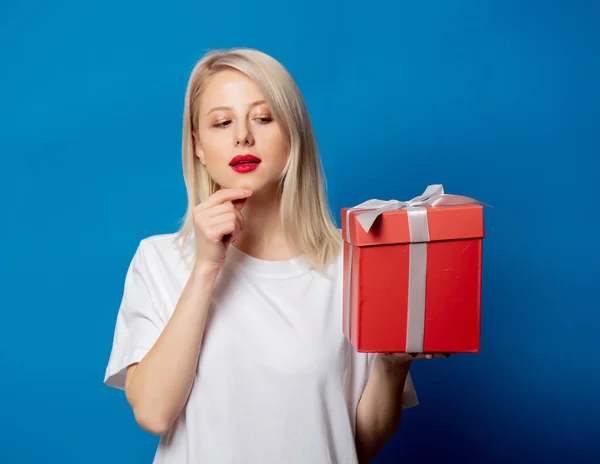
left=229, top=154, right=261, bottom=166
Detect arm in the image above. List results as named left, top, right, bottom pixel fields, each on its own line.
left=120, top=188, right=251, bottom=435
left=354, top=355, right=412, bottom=464
left=124, top=263, right=219, bottom=435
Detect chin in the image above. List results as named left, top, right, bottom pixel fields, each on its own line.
left=212, top=170, right=280, bottom=195
left=238, top=179, right=279, bottom=196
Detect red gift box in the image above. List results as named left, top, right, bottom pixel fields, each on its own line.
left=341, top=185, right=486, bottom=353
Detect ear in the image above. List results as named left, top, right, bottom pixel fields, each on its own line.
left=192, top=132, right=206, bottom=166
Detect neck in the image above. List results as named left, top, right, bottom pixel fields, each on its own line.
left=233, top=185, right=299, bottom=261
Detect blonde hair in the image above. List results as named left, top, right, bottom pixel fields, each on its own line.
left=174, top=48, right=342, bottom=274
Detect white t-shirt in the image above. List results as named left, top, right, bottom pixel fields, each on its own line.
left=104, top=232, right=418, bottom=464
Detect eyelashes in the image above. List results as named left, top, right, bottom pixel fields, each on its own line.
left=212, top=117, right=273, bottom=129
left=213, top=121, right=231, bottom=128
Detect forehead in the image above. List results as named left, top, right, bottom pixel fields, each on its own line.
left=200, top=69, right=265, bottom=109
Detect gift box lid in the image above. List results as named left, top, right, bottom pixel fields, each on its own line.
left=341, top=204, right=485, bottom=246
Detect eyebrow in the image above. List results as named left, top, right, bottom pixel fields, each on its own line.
left=206, top=100, right=267, bottom=116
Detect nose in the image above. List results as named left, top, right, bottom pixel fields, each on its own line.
left=234, top=121, right=255, bottom=147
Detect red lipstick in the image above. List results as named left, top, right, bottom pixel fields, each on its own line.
left=229, top=154, right=261, bottom=173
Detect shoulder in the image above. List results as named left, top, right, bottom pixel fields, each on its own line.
left=131, top=232, right=193, bottom=275
left=139, top=232, right=186, bottom=255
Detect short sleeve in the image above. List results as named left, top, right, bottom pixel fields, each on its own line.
left=104, top=241, right=164, bottom=390
left=365, top=353, right=419, bottom=409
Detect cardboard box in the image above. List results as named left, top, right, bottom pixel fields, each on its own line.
left=341, top=185, right=486, bottom=353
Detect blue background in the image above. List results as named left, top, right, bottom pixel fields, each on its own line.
left=1, top=1, right=598, bottom=463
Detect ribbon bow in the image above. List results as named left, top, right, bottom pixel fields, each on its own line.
left=350, top=184, right=487, bottom=234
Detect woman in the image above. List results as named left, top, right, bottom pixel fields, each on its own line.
left=104, top=47, right=445, bottom=464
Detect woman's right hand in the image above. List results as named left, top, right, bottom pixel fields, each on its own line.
left=192, top=188, right=253, bottom=271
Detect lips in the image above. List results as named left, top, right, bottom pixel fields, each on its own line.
left=229, top=154, right=261, bottom=166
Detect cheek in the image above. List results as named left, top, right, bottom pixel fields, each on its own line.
left=264, top=128, right=288, bottom=158
left=198, top=132, right=227, bottom=162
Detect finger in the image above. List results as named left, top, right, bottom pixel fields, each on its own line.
left=203, top=202, right=236, bottom=218
left=223, top=231, right=236, bottom=247
left=231, top=197, right=249, bottom=212
left=204, top=201, right=247, bottom=221
left=205, top=213, right=238, bottom=242
left=201, top=188, right=253, bottom=209
left=209, top=211, right=238, bottom=227
left=210, top=213, right=244, bottom=239
left=210, top=220, right=239, bottom=242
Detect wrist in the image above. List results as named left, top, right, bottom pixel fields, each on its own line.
left=376, top=353, right=412, bottom=372
left=191, top=261, right=221, bottom=281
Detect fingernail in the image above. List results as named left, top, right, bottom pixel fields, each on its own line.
left=243, top=188, right=252, bottom=195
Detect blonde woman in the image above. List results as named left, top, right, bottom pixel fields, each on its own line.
left=104, top=48, right=443, bottom=464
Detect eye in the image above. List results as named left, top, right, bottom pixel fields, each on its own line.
left=213, top=120, right=231, bottom=128
left=255, top=117, right=273, bottom=124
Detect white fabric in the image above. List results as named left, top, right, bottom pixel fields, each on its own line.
left=104, top=233, right=418, bottom=464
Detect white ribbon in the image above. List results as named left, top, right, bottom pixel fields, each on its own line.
left=344, top=184, right=486, bottom=352
left=345, top=184, right=487, bottom=240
